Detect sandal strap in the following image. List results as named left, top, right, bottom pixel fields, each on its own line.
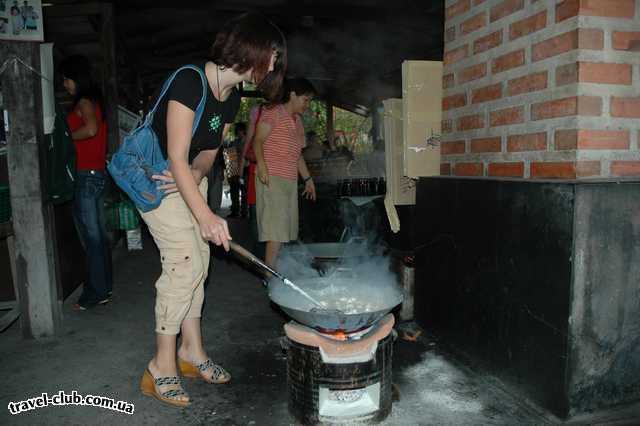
left=155, top=376, right=181, bottom=386
left=161, top=388, right=187, bottom=399
left=197, top=359, right=229, bottom=381
left=196, top=359, right=214, bottom=372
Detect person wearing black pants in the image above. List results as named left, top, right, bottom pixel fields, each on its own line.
left=207, top=149, right=225, bottom=214
left=226, top=122, right=247, bottom=218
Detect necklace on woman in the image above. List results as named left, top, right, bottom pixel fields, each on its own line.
left=206, top=62, right=222, bottom=101
left=216, top=65, right=221, bottom=100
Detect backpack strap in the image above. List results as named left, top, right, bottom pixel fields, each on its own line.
left=188, top=66, right=208, bottom=137
left=143, top=64, right=208, bottom=137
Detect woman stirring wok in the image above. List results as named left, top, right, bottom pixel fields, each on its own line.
left=139, top=12, right=286, bottom=408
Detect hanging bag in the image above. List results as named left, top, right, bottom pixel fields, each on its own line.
left=107, top=65, right=207, bottom=212
left=45, top=102, right=76, bottom=204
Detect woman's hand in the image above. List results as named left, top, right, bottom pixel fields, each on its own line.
left=197, top=210, right=232, bottom=250
left=302, top=178, right=316, bottom=201
left=257, top=161, right=269, bottom=186
left=151, top=170, right=177, bottom=194
left=152, top=169, right=203, bottom=194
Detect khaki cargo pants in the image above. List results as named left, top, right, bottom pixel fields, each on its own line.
left=140, top=179, right=209, bottom=335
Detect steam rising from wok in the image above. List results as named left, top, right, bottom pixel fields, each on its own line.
left=269, top=242, right=402, bottom=314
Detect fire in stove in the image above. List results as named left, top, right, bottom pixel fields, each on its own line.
left=315, top=325, right=373, bottom=342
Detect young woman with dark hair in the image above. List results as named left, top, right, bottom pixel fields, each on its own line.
left=60, top=54, right=113, bottom=311
left=138, top=12, right=286, bottom=408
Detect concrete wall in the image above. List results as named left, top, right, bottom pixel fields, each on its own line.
left=414, top=177, right=575, bottom=416
left=442, top=0, right=640, bottom=178
left=413, top=177, right=640, bottom=418
left=569, top=182, right=640, bottom=415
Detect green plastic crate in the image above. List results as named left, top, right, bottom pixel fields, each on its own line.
left=118, top=200, right=140, bottom=231
left=0, top=185, right=10, bottom=223
left=105, top=202, right=119, bottom=231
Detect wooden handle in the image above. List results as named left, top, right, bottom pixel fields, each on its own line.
left=229, top=241, right=281, bottom=279
left=229, top=241, right=259, bottom=262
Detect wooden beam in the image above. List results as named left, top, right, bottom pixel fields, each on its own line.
left=151, top=43, right=209, bottom=58
left=0, top=42, right=62, bottom=338
left=326, top=96, right=334, bottom=146
left=48, top=34, right=101, bottom=46
left=0, top=301, right=17, bottom=310
left=0, top=306, right=20, bottom=332
left=100, top=2, right=119, bottom=153
left=333, top=102, right=368, bottom=117
left=116, top=1, right=439, bottom=21
left=136, top=55, right=208, bottom=70
left=43, top=2, right=103, bottom=19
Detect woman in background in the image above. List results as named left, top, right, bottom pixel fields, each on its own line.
left=60, top=55, right=113, bottom=311
left=254, top=78, right=317, bottom=270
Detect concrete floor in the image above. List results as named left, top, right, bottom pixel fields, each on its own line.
left=0, top=208, right=638, bottom=425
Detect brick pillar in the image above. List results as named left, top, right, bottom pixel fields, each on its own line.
left=442, top=0, right=640, bottom=179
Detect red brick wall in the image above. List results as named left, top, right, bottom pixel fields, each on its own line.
left=442, top=0, right=640, bottom=179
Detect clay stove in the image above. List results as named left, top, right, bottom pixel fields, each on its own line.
left=283, top=314, right=395, bottom=424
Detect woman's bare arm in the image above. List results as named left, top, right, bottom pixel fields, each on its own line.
left=297, top=156, right=316, bottom=200
left=71, top=98, right=99, bottom=140
left=166, top=100, right=231, bottom=249
left=253, top=121, right=272, bottom=186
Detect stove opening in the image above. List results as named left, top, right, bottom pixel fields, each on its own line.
left=315, top=324, right=374, bottom=341
left=319, top=383, right=381, bottom=418
left=320, top=329, right=348, bottom=341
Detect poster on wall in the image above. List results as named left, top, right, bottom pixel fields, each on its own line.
left=0, top=0, right=44, bottom=42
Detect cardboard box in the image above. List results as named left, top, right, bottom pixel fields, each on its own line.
left=402, top=60, right=442, bottom=178
left=383, top=99, right=415, bottom=205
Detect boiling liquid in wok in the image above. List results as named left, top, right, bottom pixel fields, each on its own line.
left=315, top=297, right=376, bottom=314
left=278, top=277, right=401, bottom=314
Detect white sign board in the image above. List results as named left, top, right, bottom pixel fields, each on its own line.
left=0, top=0, right=44, bottom=42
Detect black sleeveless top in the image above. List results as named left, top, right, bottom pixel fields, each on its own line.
left=150, top=62, right=241, bottom=163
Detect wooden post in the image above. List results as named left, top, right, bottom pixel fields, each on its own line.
left=101, top=2, right=119, bottom=153
left=135, top=71, right=144, bottom=114
left=370, top=101, right=381, bottom=151
left=325, top=97, right=334, bottom=148
left=0, top=42, right=62, bottom=338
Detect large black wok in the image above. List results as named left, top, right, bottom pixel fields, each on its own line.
left=268, top=274, right=403, bottom=332
left=228, top=241, right=402, bottom=333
